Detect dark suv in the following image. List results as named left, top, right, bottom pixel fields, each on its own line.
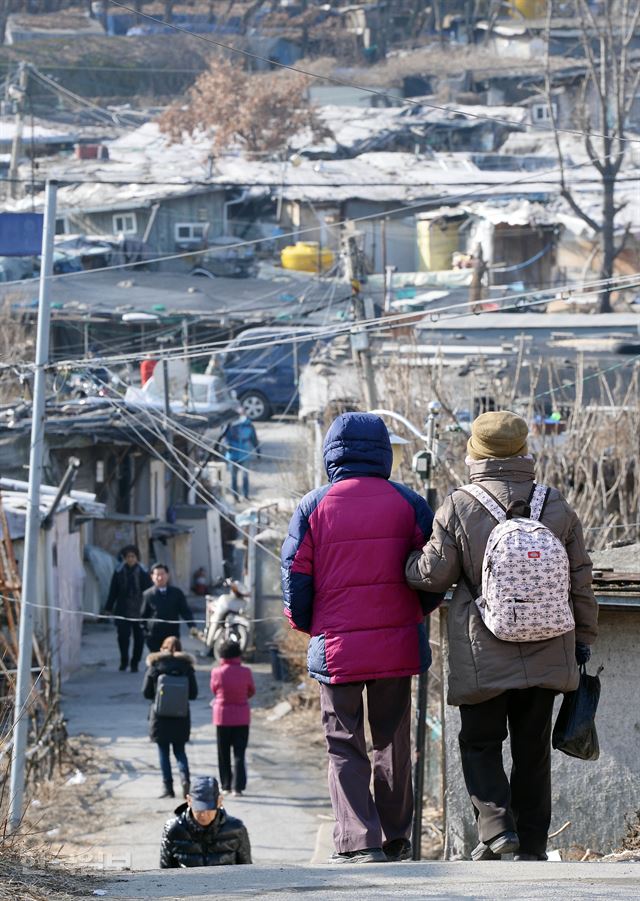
left=220, top=327, right=321, bottom=421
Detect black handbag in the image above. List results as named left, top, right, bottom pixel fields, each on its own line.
left=552, top=665, right=603, bottom=761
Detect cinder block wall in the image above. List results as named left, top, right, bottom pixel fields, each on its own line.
left=440, top=605, right=640, bottom=859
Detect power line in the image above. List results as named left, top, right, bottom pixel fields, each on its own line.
left=42, top=269, right=640, bottom=373
left=0, top=153, right=620, bottom=291
left=107, top=0, right=640, bottom=149
left=95, top=391, right=282, bottom=560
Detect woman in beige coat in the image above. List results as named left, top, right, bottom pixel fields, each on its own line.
left=406, top=410, right=598, bottom=862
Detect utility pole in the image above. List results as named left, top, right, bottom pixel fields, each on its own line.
left=8, top=180, right=57, bottom=832
left=383, top=264, right=396, bottom=313
left=343, top=231, right=378, bottom=409
left=8, top=62, right=28, bottom=201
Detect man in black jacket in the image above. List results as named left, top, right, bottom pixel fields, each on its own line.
left=104, top=545, right=152, bottom=672
left=160, top=775, right=252, bottom=868
left=141, top=563, right=196, bottom=652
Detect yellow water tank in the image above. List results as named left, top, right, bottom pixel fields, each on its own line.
left=510, top=0, right=546, bottom=19
left=281, top=242, right=335, bottom=274
left=416, top=217, right=461, bottom=272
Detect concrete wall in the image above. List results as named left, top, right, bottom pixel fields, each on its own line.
left=440, top=602, right=640, bottom=858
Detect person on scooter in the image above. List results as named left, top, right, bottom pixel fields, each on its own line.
left=210, top=640, right=255, bottom=796
left=206, top=581, right=250, bottom=655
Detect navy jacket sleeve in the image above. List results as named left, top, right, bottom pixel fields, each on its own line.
left=281, top=487, right=329, bottom=633
left=390, top=483, right=444, bottom=615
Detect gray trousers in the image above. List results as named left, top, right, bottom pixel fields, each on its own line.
left=319, top=677, right=413, bottom=853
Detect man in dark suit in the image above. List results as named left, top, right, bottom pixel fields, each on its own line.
left=104, top=545, right=152, bottom=672
left=141, top=563, right=197, bottom=652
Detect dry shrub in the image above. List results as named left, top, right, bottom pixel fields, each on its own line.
left=0, top=300, right=33, bottom=403
left=378, top=342, right=640, bottom=550
left=623, top=809, right=640, bottom=851
left=278, top=626, right=308, bottom=685
left=159, top=57, right=332, bottom=157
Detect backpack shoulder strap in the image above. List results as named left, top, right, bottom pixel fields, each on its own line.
left=529, top=483, right=550, bottom=522
left=458, top=483, right=507, bottom=524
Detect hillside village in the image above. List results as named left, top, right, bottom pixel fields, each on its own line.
left=0, top=2, right=639, bottom=898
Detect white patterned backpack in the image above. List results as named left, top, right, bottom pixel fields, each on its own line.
left=460, top=482, right=575, bottom=642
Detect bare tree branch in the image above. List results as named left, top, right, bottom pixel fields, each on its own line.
left=560, top=188, right=602, bottom=234
left=576, top=0, right=605, bottom=110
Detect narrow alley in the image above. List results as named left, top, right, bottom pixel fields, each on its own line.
left=59, top=612, right=330, bottom=871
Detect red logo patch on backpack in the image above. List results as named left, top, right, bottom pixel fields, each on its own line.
left=528, top=551, right=541, bottom=559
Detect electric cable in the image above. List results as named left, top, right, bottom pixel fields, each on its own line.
left=107, top=0, right=640, bottom=149
left=0, top=148, right=628, bottom=289
left=43, top=269, right=640, bottom=373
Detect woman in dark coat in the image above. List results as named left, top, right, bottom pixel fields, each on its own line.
left=143, top=636, right=198, bottom=799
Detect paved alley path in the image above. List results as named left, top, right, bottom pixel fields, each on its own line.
left=60, top=616, right=330, bottom=872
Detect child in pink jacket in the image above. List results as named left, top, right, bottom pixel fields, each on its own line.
left=210, top=641, right=256, bottom=796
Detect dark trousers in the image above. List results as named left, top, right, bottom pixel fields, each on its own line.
left=116, top=620, right=144, bottom=668
left=319, top=677, right=413, bottom=854
left=217, top=725, right=249, bottom=793
left=157, top=741, right=190, bottom=788
left=230, top=464, right=250, bottom=500
left=459, top=686, right=556, bottom=857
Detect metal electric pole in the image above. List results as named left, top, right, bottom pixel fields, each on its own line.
left=343, top=231, right=378, bottom=409
left=8, top=180, right=57, bottom=831
left=411, top=400, right=441, bottom=861
left=8, top=62, right=28, bottom=200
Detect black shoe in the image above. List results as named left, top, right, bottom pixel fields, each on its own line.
left=514, top=852, right=547, bottom=861
left=181, top=780, right=190, bottom=799
left=118, top=662, right=128, bottom=671
left=383, top=838, right=412, bottom=861
left=159, top=785, right=175, bottom=799
left=472, top=831, right=519, bottom=861
left=130, top=663, right=139, bottom=673
left=330, top=848, right=387, bottom=864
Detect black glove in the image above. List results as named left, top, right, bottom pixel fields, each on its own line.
left=575, top=641, right=591, bottom=665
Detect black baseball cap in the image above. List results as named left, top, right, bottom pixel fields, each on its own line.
left=189, top=776, right=220, bottom=811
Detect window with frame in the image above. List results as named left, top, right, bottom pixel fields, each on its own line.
left=532, top=102, right=557, bottom=123
left=175, top=222, right=208, bottom=242
left=112, top=212, right=137, bottom=235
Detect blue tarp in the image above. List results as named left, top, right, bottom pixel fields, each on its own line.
left=0, top=213, right=43, bottom=256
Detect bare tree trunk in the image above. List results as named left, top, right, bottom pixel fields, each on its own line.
left=599, top=169, right=616, bottom=313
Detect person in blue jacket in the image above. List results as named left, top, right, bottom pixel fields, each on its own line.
left=221, top=410, right=259, bottom=500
